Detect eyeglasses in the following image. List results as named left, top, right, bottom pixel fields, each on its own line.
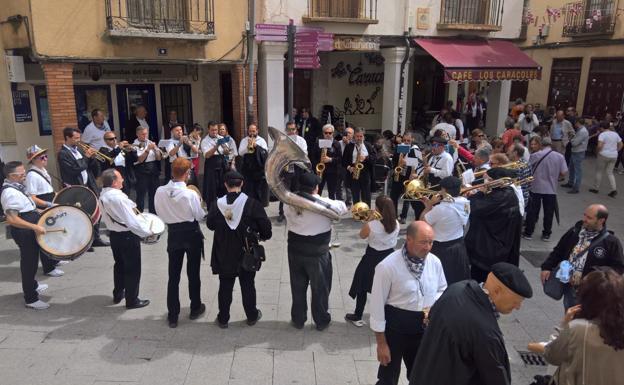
left=105, top=137, right=117, bottom=141
left=37, top=155, right=48, bottom=160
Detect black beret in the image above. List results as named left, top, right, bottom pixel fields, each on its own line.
left=431, top=136, right=448, bottom=145
left=491, top=262, right=533, bottom=298
left=224, top=170, right=244, bottom=183
left=440, top=176, right=461, bottom=191
left=486, top=167, right=514, bottom=180
left=299, top=171, right=321, bottom=190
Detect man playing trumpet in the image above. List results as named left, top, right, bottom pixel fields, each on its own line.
left=239, top=124, right=269, bottom=207
left=99, top=131, right=136, bottom=195
left=167, top=125, right=199, bottom=186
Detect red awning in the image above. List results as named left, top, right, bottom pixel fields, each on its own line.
left=414, top=38, right=542, bottom=82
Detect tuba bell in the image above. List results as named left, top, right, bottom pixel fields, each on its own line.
left=351, top=202, right=383, bottom=222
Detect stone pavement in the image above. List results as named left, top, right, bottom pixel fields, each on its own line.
left=0, top=157, right=622, bottom=385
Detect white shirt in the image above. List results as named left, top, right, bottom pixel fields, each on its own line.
left=424, top=197, right=471, bottom=242
left=369, top=249, right=447, bottom=333
left=133, top=139, right=158, bottom=163
left=82, top=121, right=111, bottom=150
left=219, top=137, right=238, bottom=162
left=511, top=184, right=525, bottom=216
left=137, top=118, right=149, bottom=129
left=238, top=136, right=268, bottom=156
left=430, top=123, right=457, bottom=140
left=99, top=187, right=152, bottom=237
left=1, top=184, right=36, bottom=213
left=63, top=144, right=88, bottom=184
left=25, top=166, right=54, bottom=196
left=154, top=180, right=206, bottom=224
left=284, top=195, right=347, bottom=236
left=200, top=134, right=222, bottom=157
left=166, top=139, right=191, bottom=163
left=454, top=119, right=465, bottom=138
left=598, top=131, right=622, bottom=159
left=288, top=134, right=308, bottom=155
left=103, top=145, right=126, bottom=167
left=518, top=113, right=540, bottom=133
left=367, top=220, right=399, bottom=251
left=351, top=143, right=369, bottom=163
left=428, top=151, right=454, bottom=178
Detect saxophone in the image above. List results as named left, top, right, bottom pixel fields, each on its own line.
left=316, top=147, right=327, bottom=178
left=394, top=152, right=405, bottom=182
left=353, top=144, right=364, bottom=180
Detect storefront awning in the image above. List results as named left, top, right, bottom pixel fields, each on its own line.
left=414, top=38, right=542, bottom=82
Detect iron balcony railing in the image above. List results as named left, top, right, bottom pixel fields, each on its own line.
left=562, top=1, right=618, bottom=37
left=438, top=0, right=504, bottom=31
left=306, top=0, right=378, bottom=21
left=105, top=0, right=215, bottom=37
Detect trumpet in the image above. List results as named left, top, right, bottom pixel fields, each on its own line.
left=316, top=148, right=327, bottom=178
left=460, top=176, right=534, bottom=196
left=248, top=137, right=256, bottom=154
left=472, top=161, right=523, bottom=179
left=77, top=142, right=114, bottom=164
left=394, top=153, right=405, bottom=182
left=351, top=202, right=383, bottom=222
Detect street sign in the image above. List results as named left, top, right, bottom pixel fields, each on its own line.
left=294, top=41, right=318, bottom=49
left=295, top=56, right=320, bottom=65
left=255, top=34, right=287, bottom=42
left=296, top=26, right=324, bottom=32
left=295, top=47, right=318, bottom=56
left=295, top=62, right=321, bottom=69
left=295, top=31, right=319, bottom=42
left=255, top=23, right=288, bottom=34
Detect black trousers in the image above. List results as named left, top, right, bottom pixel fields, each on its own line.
left=167, top=229, right=203, bottom=320
left=203, top=166, right=226, bottom=207
left=217, top=270, right=259, bottom=324
left=242, top=177, right=269, bottom=207
left=288, top=248, right=333, bottom=327
left=279, top=171, right=298, bottom=216
left=377, top=328, right=423, bottom=385
left=39, top=253, right=57, bottom=274
left=471, top=264, right=490, bottom=283
left=336, top=166, right=352, bottom=204
left=524, top=192, right=557, bottom=237
left=319, top=172, right=338, bottom=199
left=11, top=224, right=41, bottom=304
left=135, top=172, right=159, bottom=213
left=109, top=231, right=142, bottom=305
left=350, top=171, right=371, bottom=206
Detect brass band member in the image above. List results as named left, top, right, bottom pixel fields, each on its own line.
left=218, top=123, right=238, bottom=170
left=312, top=124, right=342, bottom=199
left=278, top=122, right=308, bottom=222
left=99, top=168, right=152, bottom=309
left=346, top=195, right=399, bottom=327
left=342, top=127, right=376, bottom=206
left=200, top=121, right=226, bottom=205
left=155, top=158, right=207, bottom=328
left=423, top=136, right=453, bottom=186
left=239, top=124, right=269, bottom=206
left=99, top=131, right=136, bottom=195
left=25, top=145, right=67, bottom=278
left=188, top=124, right=203, bottom=177
left=133, top=126, right=162, bottom=213
left=1, top=161, right=50, bottom=309
left=166, top=124, right=199, bottom=186
left=389, top=131, right=423, bottom=222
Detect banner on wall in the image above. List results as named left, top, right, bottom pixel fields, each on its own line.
left=12, top=90, right=32, bottom=122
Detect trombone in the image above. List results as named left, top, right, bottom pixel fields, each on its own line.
left=351, top=202, right=383, bottom=222
left=460, top=176, right=534, bottom=196
left=77, top=142, right=114, bottom=164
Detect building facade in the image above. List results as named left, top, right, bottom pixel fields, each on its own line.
left=519, top=0, right=624, bottom=118
left=0, top=0, right=251, bottom=175
left=257, top=0, right=539, bottom=138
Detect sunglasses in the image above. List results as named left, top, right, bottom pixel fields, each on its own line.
left=105, top=137, right=117, bottom=141
left=323, top=131, right=333, bottom=135
left=37, top=155, right=48, bottom=160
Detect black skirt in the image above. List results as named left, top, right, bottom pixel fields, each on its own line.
left=349, top=246, right=394, bottom=298
left=431, top=237, right=470, bottom=285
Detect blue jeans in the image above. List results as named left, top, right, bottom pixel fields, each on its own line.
left=563, top=283, right=578, bottom=311
left=568, top=151, right=585, bottom=191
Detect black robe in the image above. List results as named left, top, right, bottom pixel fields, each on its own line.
left=465, top=186, right=522, bottom=270
left=409, top=280, right=511, bottom=385
left=206, top=192, right=272, bottom=276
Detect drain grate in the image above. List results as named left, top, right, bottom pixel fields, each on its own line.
left=518, top=351, right=547, bottom=366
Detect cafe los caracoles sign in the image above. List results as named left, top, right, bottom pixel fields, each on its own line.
left=444, top=68, right=542, bottom=82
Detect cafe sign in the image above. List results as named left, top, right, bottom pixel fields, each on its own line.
left=445, top=68, right=542, bottom=82
left=333, top=36, right=380, bottom=51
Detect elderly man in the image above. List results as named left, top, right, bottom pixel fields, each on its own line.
left=125, top=105, right=151, bottom=143
left=540, top=204, right=624, bottom=310
left=550, top=110, right=574, bottom=154
left=370, top=221, right=447, bottom=385
left=561, top=118, right=589, bottom=194
left=82, top=109, right=111, bottom=153
left=311, top=124, right=342, bottom=200
left=336, top=126, right=354, bottom=206
left=409, top=263, right=533, bottom=385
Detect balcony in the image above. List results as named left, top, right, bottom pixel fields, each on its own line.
left=303, top=0, right=378, bottom=24
left=562, top=1, right=618, bottom=37
left=438, top=0, right=504, bottom=32
left=105, top=0, right=215, bottom=41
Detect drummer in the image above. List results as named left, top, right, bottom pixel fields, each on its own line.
left=24, top=145, right=68, bottom=278
left=1, top=161, right=50, bottom=309
left=99, top=168, right=152, bottom=309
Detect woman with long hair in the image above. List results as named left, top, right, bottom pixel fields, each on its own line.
left=537, top=269, right=624, bottom=384
left=345, top=195, right=399, bottom=327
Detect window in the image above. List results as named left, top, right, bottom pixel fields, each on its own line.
left=547, top=58, right=583, bottom=112
left=34, top=86, right=51, bottom=136
left=74, top=85, right=114, bottom=132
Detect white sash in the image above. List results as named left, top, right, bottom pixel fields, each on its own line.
left=217, top=193, right=248, bottom=230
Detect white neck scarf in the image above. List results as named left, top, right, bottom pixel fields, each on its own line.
left=217, top=192, right=248, bottom=230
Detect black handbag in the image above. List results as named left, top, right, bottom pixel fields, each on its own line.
left=543, top=268, right=565, bottom=300
left=241, top=239, right=266, bottom=272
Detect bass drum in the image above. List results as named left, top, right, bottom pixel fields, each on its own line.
left=136, top=213, right=166, bottom=244
left=53, top=185, right=101, bottom=224
left=36, top=205, right=94, bottom=261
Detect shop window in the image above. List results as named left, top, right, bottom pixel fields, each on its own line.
left=74, top=85, right=114, bottom=132
left=34, top=85, right=52, bottom=136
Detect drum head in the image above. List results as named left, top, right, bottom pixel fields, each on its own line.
left=54, top=186, right=98, bottom=217
left=138, top=213, right=166, bottom=235
left=37, top=205, right=94, bottom=261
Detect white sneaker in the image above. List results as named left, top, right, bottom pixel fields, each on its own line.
left=331, top=241, right=341, bottom=248
left=46, top=269, right=64, bottom=277
left=25, top=300, right=50, bottom=310
left=36, top=283, right=48, bottom=293
left=56, top=261, right=70, bottom=266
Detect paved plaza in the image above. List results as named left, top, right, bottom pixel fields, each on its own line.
left=0, top=158, right=622, bottom=385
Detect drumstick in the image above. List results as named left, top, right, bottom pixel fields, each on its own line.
left=46, top=228, right=67, bottom=233
left=149, top=220, right=154, bottom=232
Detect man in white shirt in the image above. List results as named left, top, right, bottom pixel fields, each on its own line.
left=99, top=131, right=135, bottom=195
left=424, top=137, right=454, bottom=186
left=166, top=125, right=199, bottom=186
left=200, top=121, right=226, bottom=205
left=518, top=103, right=540, bottom=136
left=155, top=158, right=207, bottom=328
left=278, top=121, right=308, bottom=222
left=218, top=123, right=238, bottom=169
left=1, top=161, right=50, bottom=309
left=429, top=113, right=457, bottom=141
left=82, top=109, right=111, bottom=152
left=99, top=168, right=152, bottom=309
left=370, top=221, right=447, bottom=385
left=239, top=123, right=269, bottom=206
left=284, top=172, right=348, bottom=331
left=133, top=126, right=162, bottom=213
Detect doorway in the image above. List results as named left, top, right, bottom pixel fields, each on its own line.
left=160, top=84, right=193, bottom=138
left=219, top=71, right=235, bottom=139
left=116, top=84, right=158, bottom=141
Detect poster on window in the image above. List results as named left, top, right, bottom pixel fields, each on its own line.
left=12, top=90, right=32, bottom=122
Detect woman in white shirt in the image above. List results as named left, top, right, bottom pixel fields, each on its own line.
left=590, top=123, right=623, bottom=197
left=346, top=195, right=399, bottom=327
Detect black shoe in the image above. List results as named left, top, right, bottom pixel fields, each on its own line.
left=589, top=189, right=599, bottom=194
left=608, top=190, right=617, bottom=198
left=315, top=322, right=330, bottom=331
left=87, top=247, right=95, bottom=252
left=541, top=234, right=551, bottom=242
left=567, top=189, right=579, bottom=194
left=113, top=292, right=124, bottom=304
left=189, top=304, right=206, bottom=320
left=290, top=320, right=304, bottom=330
left=92, top=239, right=110, bottom=247
left=215, top=317, right=228, bottom=329
left=126, top=299, right=150, bottom=309
left=560, top=183, right=573, bottom=188
left=277, top=214, right=285, bottom=223
left=246, top=309, right=262, bottom=326
left=522, top=233, right=533, bottom=240
left=168, top=318, right=178, bottom=328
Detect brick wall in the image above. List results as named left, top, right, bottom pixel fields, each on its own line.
left=231, top=64, right=257, bottom=140
left=42, top=63, right=78, bottom=151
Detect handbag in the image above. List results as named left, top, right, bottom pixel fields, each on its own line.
left=543, top=268, right=565, bottom=300
left=241, top=238, right=266, bottom=272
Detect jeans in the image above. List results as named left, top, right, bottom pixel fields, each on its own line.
left=563, top=283, right=578, bottom=311
left=594, top=154, right=617, bottom=191
left=567, top=151, right=585, bottom=191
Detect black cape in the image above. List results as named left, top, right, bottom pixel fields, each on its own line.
left=465, top=187, right=522, bottom=270
left=409, top=280, right=511, bottom=385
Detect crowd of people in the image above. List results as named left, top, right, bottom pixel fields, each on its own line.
left=1, top=100, right=624, bottom=385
